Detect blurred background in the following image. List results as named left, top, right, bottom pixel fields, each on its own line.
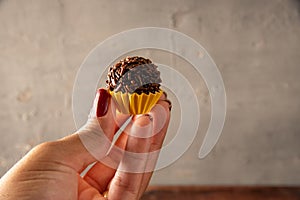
left=0, top=0, right=299, bottom=188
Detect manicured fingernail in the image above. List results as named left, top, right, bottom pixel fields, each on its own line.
left=164, top=99, right=172, bottom=111
left=163, top=91, right=168, bottom=98
left=96, top=89, right=110, bottom=117
left=160, top=99, right=172, bottom=111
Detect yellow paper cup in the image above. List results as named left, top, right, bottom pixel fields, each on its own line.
left=109, top=90, right=163, bottom=115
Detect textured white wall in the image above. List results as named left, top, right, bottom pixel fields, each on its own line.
left=0, top=0, right=299, bottom=185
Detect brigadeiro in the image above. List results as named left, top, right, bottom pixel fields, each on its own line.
left=106, top=56, right=163, bottom=114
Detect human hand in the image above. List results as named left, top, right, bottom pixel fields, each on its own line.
left=0, top=88, right=171, bottom=200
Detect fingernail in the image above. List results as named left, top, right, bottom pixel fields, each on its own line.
left=163, top=91, right=168, bottom=98
left=96, top=89, right=110, bottom=117
left=144, top=114, right=153, bottom=121
left=160, top=99, right=172, bottom=111
left=134, top=114, right=153, bottom=122
left=130, top=114, right=153, bottom=138
left=162, top=99, right=172, bottom=111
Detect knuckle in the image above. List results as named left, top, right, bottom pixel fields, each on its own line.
left=30, top=141, right=62, bottom=158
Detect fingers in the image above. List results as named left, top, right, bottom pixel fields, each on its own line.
left=109, top=115, right=153, bottom=200
left=71, top=89, right=129, bottom=171
left=149, top=93, right=171, bottom=152
left=95, top=89, right=131, bottom=141
left=62, top=89, right=114, bottom=172
left=103, top=92, right=171, bottom=172
left=78, top=175, right=106, bottom=200
left=48, top=88, right=123, bottom=172
left=105, top=92, right=171, bottom=199
left=83, top=163, right=115, bottom=193
left=62, top=89, right=170, bottom=200
left=138, top=93, right=171, bottom=197
left=83, top=132, right=128, bottom=193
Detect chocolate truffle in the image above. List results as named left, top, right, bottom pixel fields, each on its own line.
left=106, top=56, right=162, bottom=95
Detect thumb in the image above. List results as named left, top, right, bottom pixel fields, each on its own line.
left=76, top=89, right=115, bottom=163
left=32, top=89, right=114, bottom=172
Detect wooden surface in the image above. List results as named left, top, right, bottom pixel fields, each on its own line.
left=141, top=186, right=300, bottom=200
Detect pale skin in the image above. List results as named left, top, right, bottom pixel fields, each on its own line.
left=0, top=90, right=170, bottom=200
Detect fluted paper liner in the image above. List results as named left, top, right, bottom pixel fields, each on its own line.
left=109, top=90, right=163, bottom=115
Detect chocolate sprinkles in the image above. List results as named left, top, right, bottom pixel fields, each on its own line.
left=106, top=56, right=162, bottom=94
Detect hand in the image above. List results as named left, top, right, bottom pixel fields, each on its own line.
left=0, top=89, right=171, bottom=200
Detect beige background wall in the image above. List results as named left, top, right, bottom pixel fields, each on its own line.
left=0, top=0, right=300, bottom=185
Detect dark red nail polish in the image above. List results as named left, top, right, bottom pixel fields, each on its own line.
left=96, top=89, right=110, bottom=117
left=163, top=91, right=168, bottom=98
left=164, top=99, right=172, bottom=111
